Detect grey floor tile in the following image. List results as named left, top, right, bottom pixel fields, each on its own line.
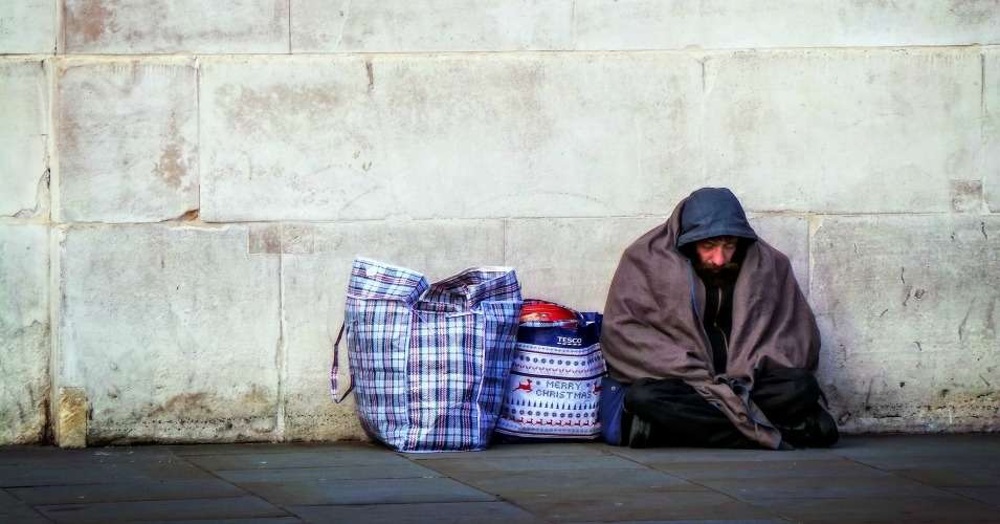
left=215, top=462, right=440, bottom=483
left=169, top=441, right=385, bottom=457
left=186, top=450, right=412, bottom=471
left=753, top=495, right=1000, bottom=523
left=8, top=479, right=247, bottom=505
left=36, top=495, right=288, bottom=524
left=890, top=465, right=1000, bottom=487
left=289, top=501, right=546, bottom=524
left=448, top=467, right=704, bottom=499
left=652, top=459, right=890, bottom=481
left=0, top=446, right=180, bottom=467
left=608, top=446, right=836, bottom=464
left=830, top=434, right=1000, bottom=458
left=404, top=442, right=612, bottom=460
left=240, top=477, right=496, bottom=506
left=0, top=488, right=50, bottom=523
left=946, top=486, right=1000, bottom=507
left=417, top=454, right=645, bottom=477
left=140, top=519, right=304, bottom=524
left=0, top=461, right=214, bottom=487
left=572, top=521, right=790, bottom=524
left=512, top=490, right=780, bottom=522
left=701, top=474, right=955, bottom=501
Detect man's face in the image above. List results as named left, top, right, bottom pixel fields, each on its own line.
left=694, top=236, right=739, bottom=273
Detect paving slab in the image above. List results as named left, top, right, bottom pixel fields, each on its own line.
left=416, top=453, right=646, bottom=477
left=8, top=480, right=246, bottom=505
left=214, top=462, right=439, bottom=483
left=699, top=474, right=950, bottom=501
left=36, top=495, right=289, bottom=524
left=168, top=442, right=376, bottom=456
left=649, top=458, right=890, bottom=481
left=185, top=449, right=419, bottom=471
left=609, top=446, right=836, bottom=463
left=240, top=477, right=496, bottom=506
left=946, top=486, right=1000, bottom=508
left=289, top=501, right=545, bottom=524
left=511, top=490, right=777, bottom=522
left=752, top=495, right=1000, bottom=523
left=439, top=467, right=705, bottom=500
left=0, top=460, right=214, bottom=487
left=405, top=441, right=611, bottom=460
left=142, top=517, right=305, bottom=524
left=0, top=489, right=49, bottom=523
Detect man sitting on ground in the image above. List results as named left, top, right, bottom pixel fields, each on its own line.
left=600, top=187, right=838, bottom=449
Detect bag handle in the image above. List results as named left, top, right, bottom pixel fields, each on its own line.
left=329, top=323, right=354, bottom=404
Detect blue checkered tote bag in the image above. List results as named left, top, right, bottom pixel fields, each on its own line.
left=333, top=257, right=523, bottom=452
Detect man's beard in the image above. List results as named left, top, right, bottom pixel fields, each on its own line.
left=695, top=261, right=741, bottom=286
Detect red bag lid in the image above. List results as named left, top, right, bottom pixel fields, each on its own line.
left=520, top=300, right=576, bottom=323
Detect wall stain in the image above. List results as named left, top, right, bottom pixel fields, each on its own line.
left=66, top=0, right=117, bottom=45
left=365, top=60, right=375, bottom=92
left=148, top=393, right=212, bottom=418
left=950, top=179, right=983, bottom=212
left=221, top=84, right=342, bottom=137
left=154, top=145, right=186, bottom=189
left=948, top=0, right=996, bottom=25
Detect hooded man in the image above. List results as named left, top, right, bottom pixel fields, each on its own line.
left=600, top=187, right=838, bottom=449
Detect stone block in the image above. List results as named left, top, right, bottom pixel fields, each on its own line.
left=0, top=59, right=48, bottom=218
left=280, top=220, right=505, bottom=440
left=748, top=214, right=810, bottom=294
left=55, top=224, right=281, bottom=442
left=63, top=0, right=289, bottom=54
left=700, top=48, right=981, bottom=213
left=55, top=387, right=88, bottom=448
left=291, top=0, right=573, bottom=52
left=56, top=59, right=198, bottom=223
left=810, top=215, right=1000, bottom=433
left=985, top=48, right=1000, bottom=212
left=0, top=1, right=56, bottom=54
left=200, top=53, right=702, bottom=221
left=0, top=224, right=49, bottom=444
left=573, top=0, right=1000, bottom=50
left=504, top=217, right=662, bottom=312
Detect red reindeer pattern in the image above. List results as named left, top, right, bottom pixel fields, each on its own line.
left=512, top=379, right=533, bottom=393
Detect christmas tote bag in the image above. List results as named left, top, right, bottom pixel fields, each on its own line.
left=496, top=300, right=605, bottom=440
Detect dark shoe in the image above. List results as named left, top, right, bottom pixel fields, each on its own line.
left=780, top=407, right=839, bottom=449
left=627, top=414, right=653, bottom=448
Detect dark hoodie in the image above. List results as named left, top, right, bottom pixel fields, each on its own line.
left=676, top=188, right=757, bottom=375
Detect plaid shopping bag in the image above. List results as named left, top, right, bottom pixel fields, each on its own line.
left=332, top=257, right=522, bottom=452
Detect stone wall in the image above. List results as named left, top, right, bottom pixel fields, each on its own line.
left=1, top=1, right=998, bottom=445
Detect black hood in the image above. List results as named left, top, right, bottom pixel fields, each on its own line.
left=676, top=187, right=757, bottom=248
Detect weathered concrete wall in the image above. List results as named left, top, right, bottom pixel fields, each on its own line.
left=1, top=1, right=998, bottom=444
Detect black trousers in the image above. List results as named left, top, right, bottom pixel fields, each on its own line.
left=624, top=368, right=838, bottom=449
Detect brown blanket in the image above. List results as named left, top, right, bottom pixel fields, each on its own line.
left=601, top=197, right=820, bottom=449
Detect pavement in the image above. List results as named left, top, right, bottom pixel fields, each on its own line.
left=2, top=434, right=1000, bottom=523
